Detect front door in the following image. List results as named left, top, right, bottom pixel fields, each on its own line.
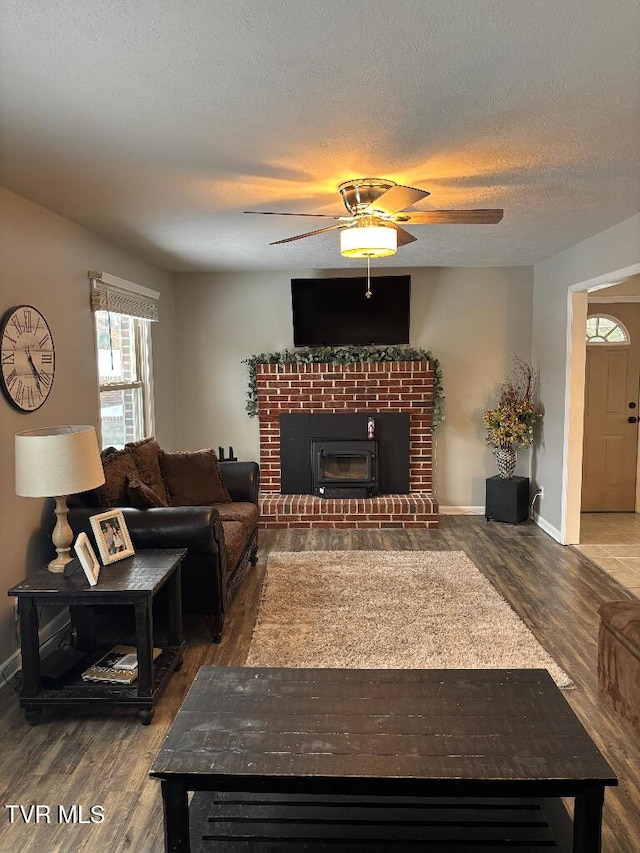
left=582, top=313, right=640, bottom=511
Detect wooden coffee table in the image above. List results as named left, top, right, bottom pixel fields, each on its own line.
left=150, top=667, right=617, bottom=852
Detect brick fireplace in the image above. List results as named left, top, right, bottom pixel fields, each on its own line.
left=256, top=360, right=438, bottom=529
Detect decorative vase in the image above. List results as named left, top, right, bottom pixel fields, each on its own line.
left=496, top=445, right=517, bottom=479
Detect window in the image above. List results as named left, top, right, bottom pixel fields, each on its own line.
left=586, top=314, right=630, bottom=345
left=90, top=273, right=159, bottom=449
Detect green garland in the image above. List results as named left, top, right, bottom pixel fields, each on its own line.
left=242, top=345, right=444, bottom=430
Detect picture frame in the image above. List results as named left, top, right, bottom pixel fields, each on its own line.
left=74, top=532, right=101, bottom=586
left=90, top=509, right=135, bottom=565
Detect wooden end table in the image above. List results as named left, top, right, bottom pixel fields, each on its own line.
left=8, top=548, right=186, bottom=725
left=150, top=667, right=617, bottom=852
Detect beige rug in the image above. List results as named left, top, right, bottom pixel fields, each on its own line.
left=246, top=550, right=572, bottom=688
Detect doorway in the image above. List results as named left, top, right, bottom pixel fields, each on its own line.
left=581, top=306, right=640, bottom=512
left=562, top=265, right=640, bottom=545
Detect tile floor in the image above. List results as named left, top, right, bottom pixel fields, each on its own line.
left=576, top=512, right=640, bottom=597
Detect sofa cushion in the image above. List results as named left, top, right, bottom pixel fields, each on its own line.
left=212, top=502, right=258, bottom=537
left=221, top=520, right=248, bottom=570
left=93, top=447, right=140, bottom=507
left=160, top=448, right=232, bottom=506
left=126, top=437, right=169, bottom=505
left=126, top=477, right=168, bottom=509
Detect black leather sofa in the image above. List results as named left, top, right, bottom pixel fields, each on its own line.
left=67, top=443, right=259, bottom=643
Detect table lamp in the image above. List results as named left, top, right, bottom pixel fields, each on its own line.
left=15, top=425, right=105, bottom=573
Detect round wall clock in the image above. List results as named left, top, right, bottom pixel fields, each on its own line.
left=0, top=305, right=55, bottom=412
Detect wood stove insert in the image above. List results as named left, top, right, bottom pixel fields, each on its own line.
left=311, top=439, right=378, bottom=498
left=280, top=412, right=409, bottom=496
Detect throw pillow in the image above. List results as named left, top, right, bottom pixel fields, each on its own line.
left=160, top=448, right=232, bottom=506
left=93, top=447, right=140, bottom=507
left=126, top=477, right=168, bottom=509
left=126, top=437, right=169, bottom=504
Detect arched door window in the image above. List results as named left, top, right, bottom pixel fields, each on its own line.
left=586, top=314, right=630, bottom=345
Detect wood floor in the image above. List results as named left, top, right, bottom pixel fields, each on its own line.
left=0, top=517, right=638, bottom=852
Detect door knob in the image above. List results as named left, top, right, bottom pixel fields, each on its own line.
left=629, top=402, right=637, bottom=409
left=628, top=416, right=638, bottom=423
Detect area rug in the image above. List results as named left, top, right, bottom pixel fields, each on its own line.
left=246, top=551, right=572, bottom=688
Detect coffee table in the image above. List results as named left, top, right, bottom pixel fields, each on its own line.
left=150, top=667, right=617, bottom=852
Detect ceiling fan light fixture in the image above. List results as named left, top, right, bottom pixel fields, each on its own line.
left=340, top=225, right=397, bottom=258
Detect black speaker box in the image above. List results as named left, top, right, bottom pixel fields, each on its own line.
left=485, top=475, right=529, bottom=524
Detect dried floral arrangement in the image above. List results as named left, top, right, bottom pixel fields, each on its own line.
left=483, top=356, right=542, bottom=450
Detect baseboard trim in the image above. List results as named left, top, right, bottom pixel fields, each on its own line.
left=534, top=514, right=564, bottom=544
left=0, top=610, right=70, bottom=691
left=439, top=506, right=485, bottom=515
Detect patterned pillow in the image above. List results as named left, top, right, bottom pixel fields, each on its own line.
left=160, top=448, right=231, bottom=506
left=93, top=448, right=140, bottom=507
left=126, top=477, right=168, bottom=509
left=126, top=437, right=169, bottom=504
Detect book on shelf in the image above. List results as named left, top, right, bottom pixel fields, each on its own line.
left=81, top=645, right=162, bottom=684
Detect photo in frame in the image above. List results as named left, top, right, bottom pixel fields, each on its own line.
left=74, top=532, right=101, bottom=586
left=90, top=509, right=135, bottom=565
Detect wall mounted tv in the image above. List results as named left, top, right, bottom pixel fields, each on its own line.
left=291, top=275, right=410, bottom=347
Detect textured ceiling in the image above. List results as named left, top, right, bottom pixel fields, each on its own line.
left=1, top=0, right=639, bottom=272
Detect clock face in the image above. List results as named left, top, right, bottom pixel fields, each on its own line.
left=1, top=305, right=55, bottom=412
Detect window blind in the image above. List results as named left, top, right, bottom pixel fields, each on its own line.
left=89, top=271, right=160, bottom=321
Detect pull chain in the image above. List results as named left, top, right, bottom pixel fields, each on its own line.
left=365, top=255, right=372, bottom=299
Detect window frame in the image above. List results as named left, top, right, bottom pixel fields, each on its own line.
left=585, top=313, right=630, bottom=346
left=90, top=272, right=158, bottom=450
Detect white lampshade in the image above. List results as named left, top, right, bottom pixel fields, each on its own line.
left=16, top=425, right=105, bottom=573
left=340, top=225, right=397, bottom=258
left=15, top=425, right=105, bottom=497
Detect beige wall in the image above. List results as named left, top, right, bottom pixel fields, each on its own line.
left=0, top=187, right=177, bottom=665
left=532, top=213, right=640, bottom=538
left=173, top=266, right=533, bottom=508
left=3, top=187, right=634, bottom=668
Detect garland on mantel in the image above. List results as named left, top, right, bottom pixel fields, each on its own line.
left=242, top=345, right=445, bottom=430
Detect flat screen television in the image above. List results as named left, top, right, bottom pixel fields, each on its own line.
left=291, top=275, right=410, bottom=346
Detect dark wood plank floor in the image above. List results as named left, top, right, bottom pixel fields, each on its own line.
left=0, top=517, right=638, bottom=852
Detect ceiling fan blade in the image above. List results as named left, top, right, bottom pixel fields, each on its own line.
left=396, top=209, right=504, bottom=225
left=388, top=223, right=417, bottom=246
left=365, top=184, right=431, bottom=216
left=244, top=210, right=346, bottom=219
left=270, top=223, right=349, bottom=245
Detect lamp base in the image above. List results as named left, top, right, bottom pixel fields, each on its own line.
left=49, top=495, right=74, bottom=573
left=48, top=552, right=74, bottom=573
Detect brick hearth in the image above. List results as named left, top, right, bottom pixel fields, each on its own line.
left=260, top=493, right=438, bottom=529
left=256, top=360, right=438, bottom=529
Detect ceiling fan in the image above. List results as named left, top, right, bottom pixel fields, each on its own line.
left=244, top=178, right=504, bottom=258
